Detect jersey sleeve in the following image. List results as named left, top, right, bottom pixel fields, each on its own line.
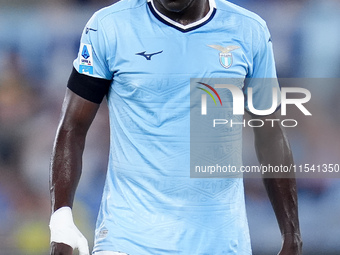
left=73, top=12, right=113, bottom=80
left=243, top=23, right=281, bottom=115
left=68, top=12, right=113, bottom=103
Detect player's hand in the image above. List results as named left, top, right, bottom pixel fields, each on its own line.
left=49, top=207, right=90, bottom=255
left=277, top=234, right=302, bottom=255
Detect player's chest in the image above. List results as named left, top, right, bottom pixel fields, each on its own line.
left=111, top=34, right=250, bottom=79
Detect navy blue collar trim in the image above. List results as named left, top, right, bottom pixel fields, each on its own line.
left=147, top=2, right=216, bottom=33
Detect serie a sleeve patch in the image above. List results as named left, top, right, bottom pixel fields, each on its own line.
left=67, top=67, right=112, bottom=104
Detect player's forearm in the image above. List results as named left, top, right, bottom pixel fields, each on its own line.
left=50, top=125, right=86, bottom=212
left=253, top=123, right=301, bottom=237
left=49, top=130, right=90, bottom=255
left=262, top=178, right=300, bottom=236
left=262, top=176, right=302, bottom=254
left=50, top=89, right=100, bottom=212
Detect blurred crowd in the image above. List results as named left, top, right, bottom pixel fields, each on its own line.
left=0, top=0, right=339, bottom=254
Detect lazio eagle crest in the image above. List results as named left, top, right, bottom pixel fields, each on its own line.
left=208, top=45, right=240, bottom=69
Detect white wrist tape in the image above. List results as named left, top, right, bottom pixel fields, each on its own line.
left=49, top=207, right=90, bottom=255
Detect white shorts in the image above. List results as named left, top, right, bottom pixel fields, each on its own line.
left=93, top=252, right=128, bottom=255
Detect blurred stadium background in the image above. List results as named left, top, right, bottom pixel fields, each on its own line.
left=0, top=0, right=340, bottom=254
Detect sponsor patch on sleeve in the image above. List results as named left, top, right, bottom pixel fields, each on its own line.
left=79, top=43, right=94, bottom=75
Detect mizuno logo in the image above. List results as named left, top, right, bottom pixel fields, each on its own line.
left=136, top=50, right=163, bottom=60
left=86, top=27, right=97, bottom=34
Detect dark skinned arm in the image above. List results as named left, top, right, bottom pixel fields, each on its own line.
left=252, top=112, right=302, bottom=255
left=49, top=88, right=100, bottom=255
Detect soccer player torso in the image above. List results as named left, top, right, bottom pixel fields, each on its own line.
left=73, top=0, right=276, bottom=253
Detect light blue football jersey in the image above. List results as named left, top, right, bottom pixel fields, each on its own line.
left=73, top=0, right=278, bottom=254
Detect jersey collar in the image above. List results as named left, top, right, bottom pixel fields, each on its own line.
left=147, top=0, right=216, bottom=32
